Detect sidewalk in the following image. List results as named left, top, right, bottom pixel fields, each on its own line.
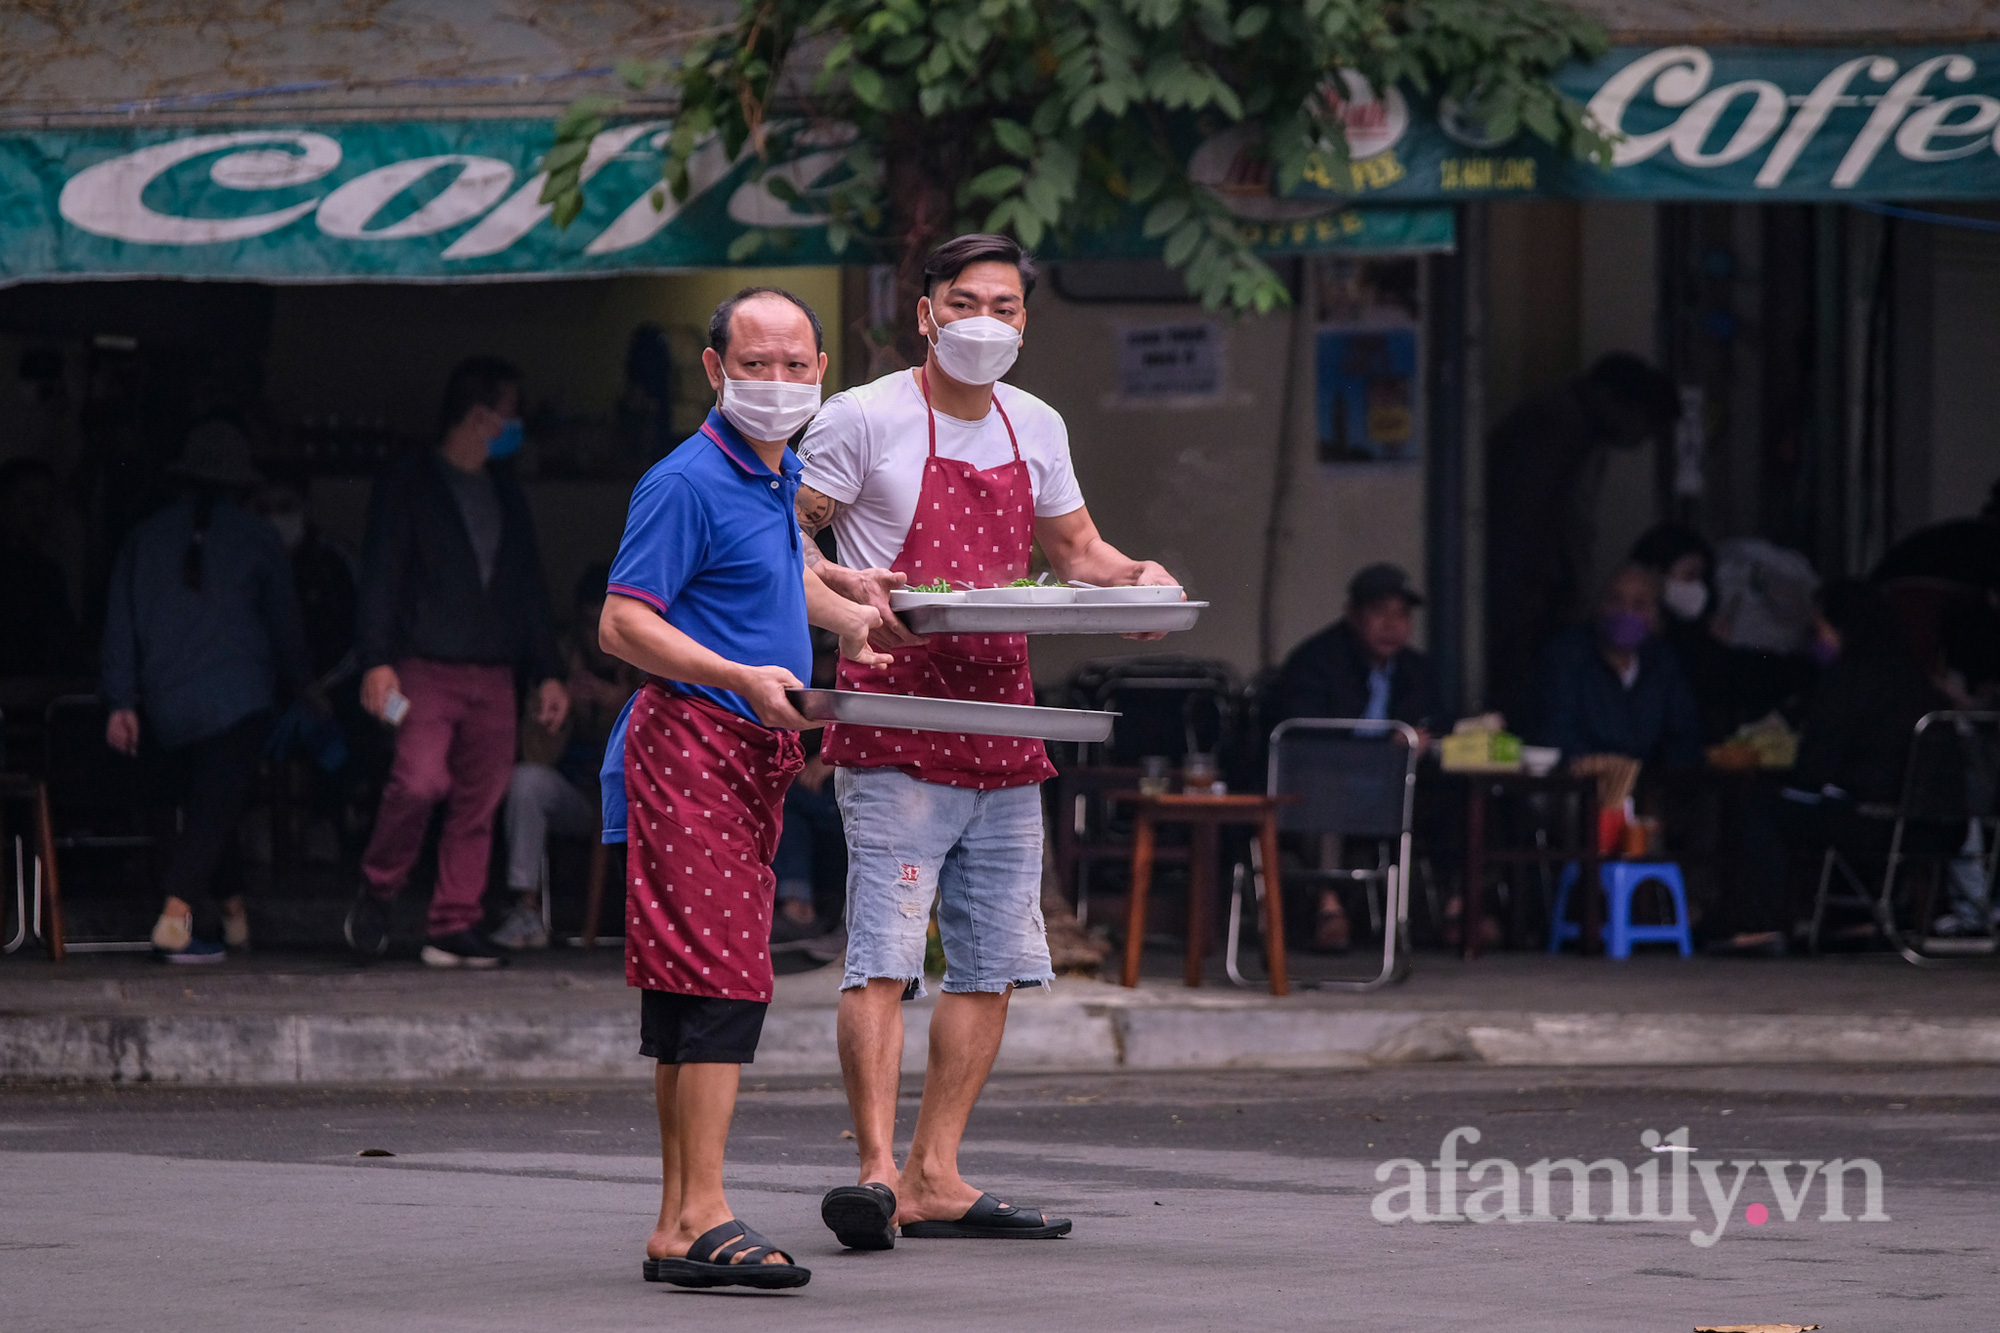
left=6, top=945, right=2000, bottom=1084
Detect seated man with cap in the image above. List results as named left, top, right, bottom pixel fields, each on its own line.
left=1272, top=562, right=1441, bottom=951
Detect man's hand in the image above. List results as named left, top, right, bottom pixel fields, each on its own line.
left=105, top=709, right=141, bottom=756
left=734, top=665, right=815, bottom=730
left=1123, top=561, right=1184, bottom=640
left=831, top=600, right=894, bottom=670
left=535, top=678, right=570, bottom=732
left=361, top=665, right=401, bottom=720
left=821, top=562, right=923, bottom=648
left=796, top=754, right=833, bottom=795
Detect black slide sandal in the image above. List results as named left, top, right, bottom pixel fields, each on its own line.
left=899, top=1192, right=1071, bottom=1240
left=821, top=1182, right=898, bottom=1250
left=643, top=1220, right=812, bottom=1289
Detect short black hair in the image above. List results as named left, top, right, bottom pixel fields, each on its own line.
left=1583, top=352, right=1679, bottom=425
left=923, top=233, right=1037, bottom=301
left=708, top=287, right=824, bottom=359
left=439, top=355, right=523, bottom=435
left=1628, top=521, right=1711, bottom=574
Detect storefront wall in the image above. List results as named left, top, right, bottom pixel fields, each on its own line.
left=264, top=267, right=842, bottom=619
left=1009, top=276, right=1429, bottom=692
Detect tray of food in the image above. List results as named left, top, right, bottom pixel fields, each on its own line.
left=897, top=601, right=1205, bottom=635
left=888, top=581, right=1202, bottom=634
left=787, top=689, right=1116, bottom=743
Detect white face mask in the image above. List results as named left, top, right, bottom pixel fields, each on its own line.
left=718, top=374, right=822, bottom=443
left=1662, top=577, right=1709, bottom=621
left=927, top=310, right=1022, bottom=386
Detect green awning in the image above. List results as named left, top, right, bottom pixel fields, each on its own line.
left=0, top=117, right=1445, bottom=286
left=1286, top=44, right=2000, bottom=205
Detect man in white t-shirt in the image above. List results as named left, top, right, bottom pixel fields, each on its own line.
left=796, top=234, right=1177, bottom=1250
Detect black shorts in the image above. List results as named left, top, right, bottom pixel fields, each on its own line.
left=638, top=989, right=769, bottom=1065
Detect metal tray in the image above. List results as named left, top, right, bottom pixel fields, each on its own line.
left=788, top=689, right=1116, bottom=743
left=899, top=601, right=1206, bottom=635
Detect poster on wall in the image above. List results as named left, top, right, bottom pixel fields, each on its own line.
left=1312, top=258, right=1424, bottom=466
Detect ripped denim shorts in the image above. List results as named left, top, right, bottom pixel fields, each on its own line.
left=833, top=765, right=1053, bottom=998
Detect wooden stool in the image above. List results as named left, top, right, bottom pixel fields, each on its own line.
left=1118, top=792, right=1290, bottom=996
left=0, top=774, right=65, bottom=961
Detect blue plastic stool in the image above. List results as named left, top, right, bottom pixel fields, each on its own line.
left=1548, top=862, right=1694, bottom=959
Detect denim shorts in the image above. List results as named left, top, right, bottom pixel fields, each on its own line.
left=834, top=766, right=1052, bottom=997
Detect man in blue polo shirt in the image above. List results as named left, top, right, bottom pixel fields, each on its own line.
left=596, top=287, right=885, bottom=1292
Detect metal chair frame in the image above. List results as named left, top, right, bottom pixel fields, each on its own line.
left=1227, top=717, right=1417, bottom=992
left=38, top=694, right=162, bottom=954
left=1808, top=710, right=2000, bottom=966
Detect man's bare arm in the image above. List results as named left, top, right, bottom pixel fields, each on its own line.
left=796, top=482, right=844, bottom=536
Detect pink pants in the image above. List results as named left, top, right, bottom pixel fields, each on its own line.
left=361, top=660, right=517, bottom=937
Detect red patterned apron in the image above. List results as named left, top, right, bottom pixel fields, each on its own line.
left=624, top=683, right=804, bottom=1001
left=821, top=370, right=1057, bottom=790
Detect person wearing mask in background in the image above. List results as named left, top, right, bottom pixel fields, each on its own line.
left=100, top=422, right=314, bottom=962
left=1771, top=579, right=1957, bottom=948
left=596, top=287, right=884, bottom=1290
left=1530, top=562, right=1702, bottom=768
left=1484, top=354, right=1681, bottom=730
left=0, top=457, right=82, bottom=677
left=1274, top=562, right=1440, bottom=951
left=1627, top=522, right=1814, bottom=744
left=252, top=470, right=358, bottom=684
left=345, top=356, right=570, bottom=969
left=494, top=564, right=641, bottom=951
left=797, top=233, right=1177, bottom=1250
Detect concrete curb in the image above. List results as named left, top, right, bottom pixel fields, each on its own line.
left=8, top=1005, right=2000, bottom=1084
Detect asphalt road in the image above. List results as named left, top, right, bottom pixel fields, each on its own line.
left=3, top=1066, right=1996, bottom=1332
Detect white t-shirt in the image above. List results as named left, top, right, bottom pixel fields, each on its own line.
left=798, top=369, right=1084, bottom=572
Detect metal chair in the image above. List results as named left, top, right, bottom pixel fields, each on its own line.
left=1226, top=718, right=1417, bottom=992
left=1808, top=710, right=2000, bottom=965
left=39, top=695, right=159, bottom=954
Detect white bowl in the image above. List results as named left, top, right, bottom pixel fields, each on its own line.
left=888, top=590, right=966, bottom=610
left=965, top=585, right=1076, bottom=604
left=1521, top=746, right=1562, bottom=777
left=1069, top=584, right=1185, bottom=604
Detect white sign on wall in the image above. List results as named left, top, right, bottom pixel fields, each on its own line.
left=1115, top=322, right=1225, bottom=402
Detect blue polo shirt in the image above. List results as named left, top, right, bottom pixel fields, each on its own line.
left=600, top=409, right=810, bottom=841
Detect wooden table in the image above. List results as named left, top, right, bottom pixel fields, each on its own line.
left=1116, top=791, right=1292, bottom=995
left=1427, top=771, right=1600, bottom=959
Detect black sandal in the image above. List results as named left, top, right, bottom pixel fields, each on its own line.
left=821, top=1181, right=898, bottom=1250
left=643, top=1220, right=812, bottom=1289
left=899, top=1192, right=1071, bottom=1240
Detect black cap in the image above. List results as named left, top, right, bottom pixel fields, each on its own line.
left=1347, top=562, right=1423, bottom=608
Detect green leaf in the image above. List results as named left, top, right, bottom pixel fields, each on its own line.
left=727, top=229, right=767, bottom=263
left=828, top=219, right=854, bottom=253
left=848, top=64, right=888, bottom=108
left=966, top=165, right=1026, bottom=199
left=1521, top=95, right=1560, bottom=144
left=992, top=117, right=1035, bottom=158
left=1141, top=196, right=1188, bottom=238
left=1163, top=218, right=1202, bottom=267
left=540, top=138, right=590, bottom=174
left=1234, top=6, right=1270, bottom=38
